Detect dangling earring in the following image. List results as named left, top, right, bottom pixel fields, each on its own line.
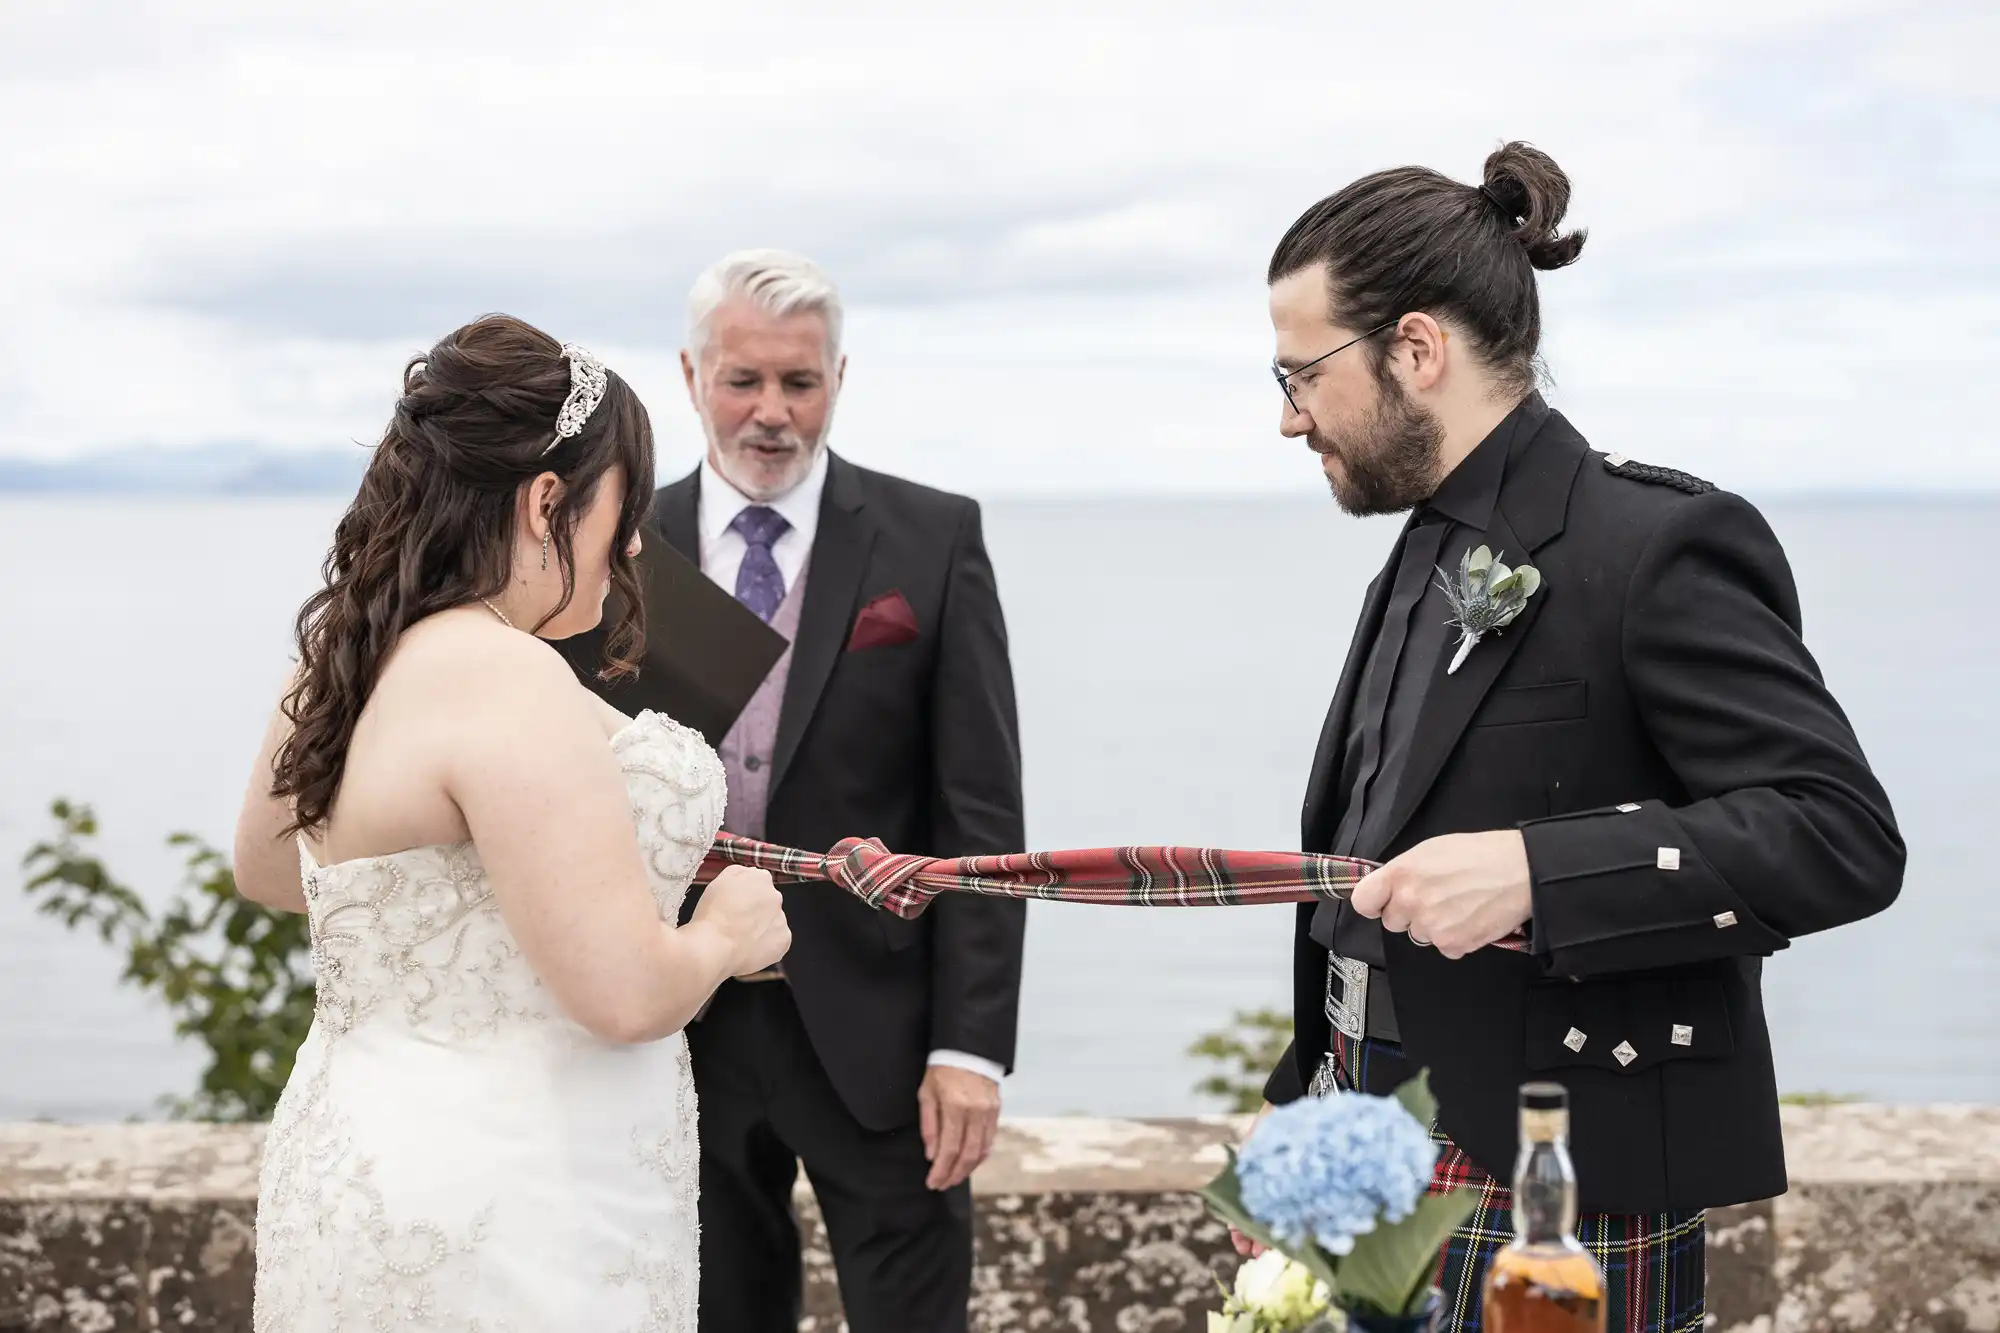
left=541, top=531, right=550, bottom=571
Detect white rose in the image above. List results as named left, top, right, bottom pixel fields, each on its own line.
left=1265, top=1261, right=1333, bottom=1324
left=1232, top=1249, right=1292, bottom=1308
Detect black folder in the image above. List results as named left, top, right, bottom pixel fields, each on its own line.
left=557, top=526, right=786, bottom=747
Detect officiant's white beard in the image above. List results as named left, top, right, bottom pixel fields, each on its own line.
left=703, top=406, right=835, bottom=503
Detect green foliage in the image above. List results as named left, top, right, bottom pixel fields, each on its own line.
left=22, top=799, right=313, bottom=1121
left=1332, top=1189, right=1474, bottom=1318
left=1189, top=1007, right=1294, bottom=1112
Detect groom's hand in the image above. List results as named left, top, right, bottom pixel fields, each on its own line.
left=1349, top=830, right=1533, bottom=959
left=919, top=1066, right=1001, bottom=1191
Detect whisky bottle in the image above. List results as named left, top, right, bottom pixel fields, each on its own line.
left=1481, top=1082, right=1606, bottom=1333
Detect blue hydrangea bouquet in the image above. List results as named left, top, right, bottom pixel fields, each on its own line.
left=1199, top=1072, right=1477, bottom=1331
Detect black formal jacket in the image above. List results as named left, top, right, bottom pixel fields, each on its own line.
left=649, top=453, right=1027, bottom=1132
left=1265, top=408, right=1904, bottom=1214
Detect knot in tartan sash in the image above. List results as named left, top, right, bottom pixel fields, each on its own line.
left=826, top=835, right=932, bottom=912
left=694, top=832, right=1529, bottom=952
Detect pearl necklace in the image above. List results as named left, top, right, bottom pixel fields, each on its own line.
left=480, top=598, right=518, bottom=630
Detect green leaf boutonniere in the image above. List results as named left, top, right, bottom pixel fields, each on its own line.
left=1437, top=545, right=1542, bottom=675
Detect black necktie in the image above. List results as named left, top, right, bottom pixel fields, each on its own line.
left=1324, top=513, right=1447, bottom=965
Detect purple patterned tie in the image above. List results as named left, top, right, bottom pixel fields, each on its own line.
left=729, top=505, right=790, bottom=622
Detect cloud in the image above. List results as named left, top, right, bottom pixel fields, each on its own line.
left=0, top=0, right=1992, bottom=493
left=144, top=192, right=1254, bottom=343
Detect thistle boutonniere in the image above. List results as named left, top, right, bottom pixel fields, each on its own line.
left=1438, top=545, right=1542, bottom=675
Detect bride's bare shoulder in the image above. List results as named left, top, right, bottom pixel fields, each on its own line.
left=387, top=609, right=600, bottom=733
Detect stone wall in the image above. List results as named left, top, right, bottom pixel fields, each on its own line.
left=3, top=1106, right=1996, bottom=1332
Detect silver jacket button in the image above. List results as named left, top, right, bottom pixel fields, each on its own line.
left=1671, top=1024, right=1694, bottom=1047
left=1714, top=911, right=1738, bottom=928
left=1563, top=1027, right=1588, bottom=1052
left=1613, top=1040, right=1638, bottom=1066
left=1657, top=847, right=1682, bottom=870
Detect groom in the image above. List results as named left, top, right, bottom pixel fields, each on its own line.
left=1257, top=143, right=1904, bottom=1330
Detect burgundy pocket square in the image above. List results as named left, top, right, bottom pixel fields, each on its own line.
left=847, top=590, right=920, bottom=651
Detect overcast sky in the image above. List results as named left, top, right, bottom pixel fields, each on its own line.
left=1, top=0, right=1992, bottom=493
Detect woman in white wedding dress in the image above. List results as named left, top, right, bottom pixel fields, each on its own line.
left=231, top=315, right=788, bottom=1332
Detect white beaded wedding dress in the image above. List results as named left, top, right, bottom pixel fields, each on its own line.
left=253, top=711, right=723, bottom=1332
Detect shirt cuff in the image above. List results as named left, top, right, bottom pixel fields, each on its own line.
left=926, top=1049, right=1006, bottom=1083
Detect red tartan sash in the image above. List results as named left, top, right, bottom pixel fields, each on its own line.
left=697, top=832, right=1532, bottom=953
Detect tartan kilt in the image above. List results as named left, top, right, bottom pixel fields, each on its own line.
left=1326, top=1033, right=1707, bottom=1333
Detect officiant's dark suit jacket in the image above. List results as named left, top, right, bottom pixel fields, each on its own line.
left=655, top=454, right=1027, bottom=1131
left=1265, top=399, right=1904, bottom=1215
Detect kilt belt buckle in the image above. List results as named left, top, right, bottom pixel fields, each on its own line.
left=1325, top=952, right=1370, bottom=1042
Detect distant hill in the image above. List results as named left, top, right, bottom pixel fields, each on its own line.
left=0, top=445, right=370, bottom=495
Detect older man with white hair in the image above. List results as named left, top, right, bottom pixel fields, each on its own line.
left=659, top=249, right=1026, bottom=1333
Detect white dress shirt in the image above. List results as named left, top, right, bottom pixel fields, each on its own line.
left=697, top=448, right=827, bottom=597
left=695, top=449, right=1006, bottom=1088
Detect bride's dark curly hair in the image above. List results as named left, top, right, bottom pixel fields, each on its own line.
left=272, top=314, right=655, bottom=835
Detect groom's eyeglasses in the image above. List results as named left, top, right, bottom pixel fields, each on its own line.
left=1272, top=319, right=1399, bottom=413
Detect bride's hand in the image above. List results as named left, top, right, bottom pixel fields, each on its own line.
left=692, top=867, right=791, bottom=976
left=1230, top=1100, right=1278, bottom=1257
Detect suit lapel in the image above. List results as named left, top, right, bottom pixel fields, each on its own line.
left=771, top=455, right=874, bottom=794
left=652, top=469, right=700, bottom=565
left=1369, top=418, right=1586, bottom=853
left=1301, top=546, right=1401, bottom=851
left=652, top=466, right=700, bottom=560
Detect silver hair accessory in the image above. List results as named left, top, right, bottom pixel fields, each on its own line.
left=543, top=342, right=609, bottom=455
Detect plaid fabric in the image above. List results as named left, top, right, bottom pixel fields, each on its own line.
left=1328, top=1037, right=1706, bottom=1333
left=697, top=831, right=1532, bottom=951
left=700, top=832, right=1369, bottom=915
left=1431, top=1143, right=1705, bottom=1333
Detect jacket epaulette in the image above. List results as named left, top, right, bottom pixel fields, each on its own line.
left=1602, top=453, right=1716, bottom=496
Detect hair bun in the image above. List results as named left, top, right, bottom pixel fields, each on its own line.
left=1481, top=140, right=1587, bottom=271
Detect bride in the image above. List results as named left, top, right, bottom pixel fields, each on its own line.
left=230, top=314, right=789, bottom=1331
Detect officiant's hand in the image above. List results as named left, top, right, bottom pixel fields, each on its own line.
left=1350, top=830, right=1533, bottom=959
left=919, top=1066, right=1000, bottom=1191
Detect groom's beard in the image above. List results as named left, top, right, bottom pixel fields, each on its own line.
left=1310, top=372, right=1445, bottom=517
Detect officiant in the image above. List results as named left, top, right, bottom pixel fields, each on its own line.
left=573, top=249, right=1026, bottom=1333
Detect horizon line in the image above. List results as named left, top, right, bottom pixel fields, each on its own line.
left=1, top=483, right=1994, bottom=503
